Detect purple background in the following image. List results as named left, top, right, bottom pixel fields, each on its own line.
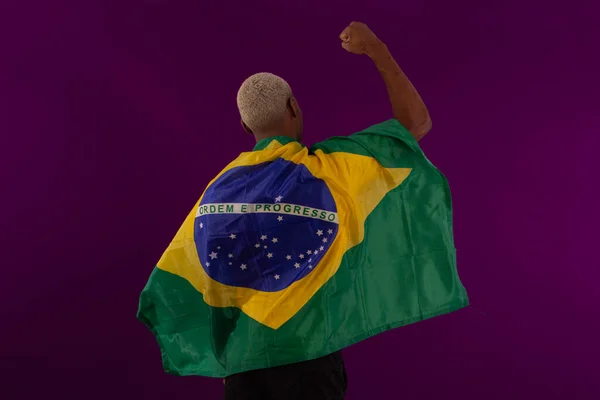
left=1, top=1, right=598, bottom=399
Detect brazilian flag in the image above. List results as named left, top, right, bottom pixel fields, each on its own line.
left=137, top=119, right=468, bottom=377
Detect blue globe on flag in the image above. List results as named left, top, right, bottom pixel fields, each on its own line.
left=194, top=158, right=339, bottom=292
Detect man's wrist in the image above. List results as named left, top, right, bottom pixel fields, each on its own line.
left=366, top=41, right=389, bottom=61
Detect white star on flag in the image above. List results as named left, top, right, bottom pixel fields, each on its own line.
left=228, top=254, right=233, bottom=258
left=261, top=235, right=268, bottom=241
left=272, top=237, right=278, bottom=243
left=308, top=265, right=313, bottom=269
left=275, top=196, right=283, bottom=202
left=328, top=229, right=333, bottom=234
left=322, top=238, right=328, bottom=243
left=255, top=243, right=260, bottom=248
left=240, top=264, right=247, bottom=270
left=314, top=250, right=319, bottom=255
left=229, top=262, right=232, bottom=265
left=277, top=216, right=283, bottom=222
left=286, top=255, right=292, bottom=260
left=308, top=258, right=312, bottom=263
left=267, top=253, right=273, bottom=259
left=299, top=254, right=305, bottom=259
left=316, top=229, right=323, bottom=236
left=306, top=250, right=312, bottom=255
left=209, top=252, right=218, bottom=260
left=199, top=223, right=203, bottom=228
left=264, top=245, right=268, bottom=249
left=206, top=262, right=210, bottom=267
left=229, top=233, right=237, bottom=239
left=217, top=246, right=221, bottom=250
left=274, top=274, right=280, bottom=280
left=294, top=263, right=300, bottom=268
left=320, top=246, right=324, bottom=251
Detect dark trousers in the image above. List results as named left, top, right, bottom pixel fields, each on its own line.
left=223, top=351, right=347, bottom=400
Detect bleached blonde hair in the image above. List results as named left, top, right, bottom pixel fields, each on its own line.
left=236, top=72, right=293, bottom=133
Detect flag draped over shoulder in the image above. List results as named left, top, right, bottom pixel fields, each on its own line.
left=137, top=119, right=468, bottom=377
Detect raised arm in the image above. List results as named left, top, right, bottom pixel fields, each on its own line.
left=340, top=22, right=432, bottom=141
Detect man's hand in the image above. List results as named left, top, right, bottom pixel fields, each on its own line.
left=339, top=22, right=384, bottom=57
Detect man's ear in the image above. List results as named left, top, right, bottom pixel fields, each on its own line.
left=241, top=120, right=253, bottom=134
left=288, top=97, right=299, bottom=119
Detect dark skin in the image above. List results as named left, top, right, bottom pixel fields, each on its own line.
left=241, top=97, right=304, bottom=144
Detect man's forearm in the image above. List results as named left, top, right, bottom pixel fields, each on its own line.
left=367, top=43, right=431, bottom=141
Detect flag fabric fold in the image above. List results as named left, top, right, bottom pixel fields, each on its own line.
left=137, top=119, right=468, bottom=377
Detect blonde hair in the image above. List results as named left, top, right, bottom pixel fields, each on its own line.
left=236, top=72, right=293, bottom=132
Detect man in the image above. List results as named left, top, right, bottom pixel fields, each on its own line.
left=137, top=22, right=468, bottom=400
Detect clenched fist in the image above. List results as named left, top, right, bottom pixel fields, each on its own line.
left=339, top=22, right=383, bottom=56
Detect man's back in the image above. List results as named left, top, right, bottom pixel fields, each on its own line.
left=137, top=119, right=467, bottom=377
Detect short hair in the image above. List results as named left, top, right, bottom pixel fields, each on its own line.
left=236, top=72, right=292, bottom=133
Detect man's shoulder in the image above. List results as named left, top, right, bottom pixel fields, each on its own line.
left=310, top=119, right=420, bottom=158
